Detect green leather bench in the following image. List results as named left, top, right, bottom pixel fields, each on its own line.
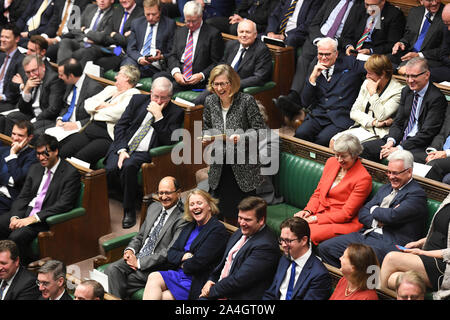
left=30, top=182, right=86, bottom=263
left=267, top=152, right=441, bottom=237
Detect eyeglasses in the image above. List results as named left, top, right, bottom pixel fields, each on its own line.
left=212, top=81, right=230, bottom=88
left=36, top=280, right=51, bottom=288
left=157, top=190, right=177, bottom=196
left=317, top=52, right=334, bottom=57
left=151, top=93, right=170, bottom=101
left=385, top=168, right=410, bottom=176
left=278, top=237, right=299, bottom=245
left=405, top=71, right=426, bottom=79
left=36, top=148, right=50, bottom=157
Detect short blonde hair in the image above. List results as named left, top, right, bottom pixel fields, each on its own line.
left=183, top=189, right=219, bottom=222
left=119, top=65, right=141, bottom=87
left=364, top=54, right=393, bottom=78
left=207, top=64, right=240, bottom=98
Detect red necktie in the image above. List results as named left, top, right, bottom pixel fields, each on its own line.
left=0, top=55, right=10, bottom=81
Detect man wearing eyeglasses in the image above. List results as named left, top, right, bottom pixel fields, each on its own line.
left=103, top=176, right=188, bottom=299
left=318, top=149, right=428, bottom=268
left=263, top=217, right=331, bottom=300
left=360, top=57, right=447, bottom=163
left=104, top=76, right=184, bottom=229
left=0, top=134, right=80, bottom=265
left=37, top=259, right=72, bottom=300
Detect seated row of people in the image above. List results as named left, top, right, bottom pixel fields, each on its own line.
left=0, top=240, right=105, bottom=300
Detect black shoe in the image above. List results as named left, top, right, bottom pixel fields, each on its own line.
left=278, top=95, right=301, bottom=114
left=122, top=211, right=136, bottom=229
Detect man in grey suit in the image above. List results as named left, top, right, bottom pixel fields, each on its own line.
left=103, top=176, right=188, bottom=299
left=56, top=0, right=115, bottom=64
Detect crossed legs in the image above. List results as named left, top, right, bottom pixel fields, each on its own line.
left=143, top=272, right=175, bottom=300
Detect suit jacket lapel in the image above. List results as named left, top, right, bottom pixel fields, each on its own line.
left=291, top=254, right=314, bottom=298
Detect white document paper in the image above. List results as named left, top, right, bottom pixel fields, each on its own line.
left=45, top=126, right=79, bottom=141
left=412, top=162, right=432, bottom=177
left=89, top=269, right=109, bottom=293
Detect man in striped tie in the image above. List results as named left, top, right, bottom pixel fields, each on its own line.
left=360, top=57, right=447, bottom=163
left=167, top=1, right=224, bottom=93
left=104, top=76, right=184, bottom=229
left=265, top=0, right=322, bottom=49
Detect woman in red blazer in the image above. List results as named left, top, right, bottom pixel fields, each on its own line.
left=295, top=134, right=372, bottom=244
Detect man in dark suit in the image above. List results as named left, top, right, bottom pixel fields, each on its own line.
left=210, top=0, right=277, bottom=35
left=0, top=55, right=66, bottom=136
left=35, top=58, right=103, bottom=137
left=345, top=0, right=405, bottom=56
left=293, top=37, right=366, bottom=146
left=430, top=4, right=450, bottom=82
left=0, top=120, right=37, bottom=214
left=265, top=0, right=323, bottom=49
left=273, top=0, right=367, bottom=123
left=0, top=134, right=81, bottom=264
left=200, top=196, right=280, bottom=300
left=105, top=76, right=184, bottom=228
left=391, top=0, right=445, bottom=73
left=104, top=176, right=188, bottom=299
left=0, top=0, right=28, bottom=28
left=39, top=0, right=91, bottom=62
left=360, top=57, right=447, bottom=163
left=166, top=0, right=224, bottom=93
left=318, top=149, right=428, bottom=267
left=122, top=0, right=176, bottom=78
left=15, top=0, right=56, bottom=46
left=193, top=19, right=273, bottom=105
left=0, top=24, right=24, bottom=113
left=263, top=217, right=331, bottom=300
left=0, top=240, right=40, bottom=300
left=56, top=0, right=115, bottom=64
left=37, top=259, right=72, bottom=300
left=71, top=0, right=144, bottom=71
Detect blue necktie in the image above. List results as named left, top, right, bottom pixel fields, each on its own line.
left=142, top=24, right=154, bottom=57
left=402, top=93, right=419, bottom=142
left=114, top=11, right=129, bottom=56
left=285, top=261, right=296, bottom=300
left=233, top=48, right=246, bottom=71
left=85, top=9, right=103, bottom=48
left=62, top=86, right=77, bottom=122
left=413, top=12, right=432, bottom=52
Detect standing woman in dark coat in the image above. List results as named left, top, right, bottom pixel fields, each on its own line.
left=202, top=64, right=267, bottom=226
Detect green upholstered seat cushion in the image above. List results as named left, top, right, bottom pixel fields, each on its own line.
left=267, top=203, right=301, bottom=235
left=173, top=90, right=202, bottom=102
left=427, top=199, right=441, bottom=230
left=243, top=81, right=276, bottom=95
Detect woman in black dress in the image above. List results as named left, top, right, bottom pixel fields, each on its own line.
left=380, top=196, right=450, bottom=299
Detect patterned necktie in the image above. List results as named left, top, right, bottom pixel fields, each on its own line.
left=402, top=93, right=420, bottom=142
left=29, top=170, right=52, bottom=217
left=56, top=0, right=72, bottom=37
left=0, top=280, right=8, bottom=300
left=285, top=261, right=296, bottom=300
left=0, top=55, right=10, bottom=81
left=183, top=31, right=194, bottom=80
left=137, top=210, right=168, bottom=258
left=413, top=12, right=432, bottom=52
left=279, top=0, right=298, bottom=34
left=28, top=0, right=49, bottom=31
left=142, top=24, right=154, bottom=57
left=113, top=11, right=129, bottom=56
left=233, top=48, right=246, bottom=71
left=220, top=235, right=247, bottom=279
left=62, top=86, right=77, bottom=122
left=363, top=188, right=397, bottom=235
left=326, top=0, right=351, bottom=39
left=356, top=17, right=374, bottom=50
left=128, top=116, right=154, bottom=154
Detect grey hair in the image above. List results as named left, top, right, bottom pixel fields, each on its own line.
left=395, top=270, right=426, bottom=295
left=387, top=149, right=414, bottom=169
left=119, top=64, right=141, bottom=87
left=38, top=259, right=66, bottom=281
left=333, top=134, right=363, bottom=158
left=317, top=37, right=338, bottom=51
left=23, top=54, right=44, bottom=68
left=238, top=19, right=257, bottom=34
left=183, top=0, right=203, bottom=17
left=405, top=57, right=429, bottom=72
left=152, top=76, right=173, bottom=96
